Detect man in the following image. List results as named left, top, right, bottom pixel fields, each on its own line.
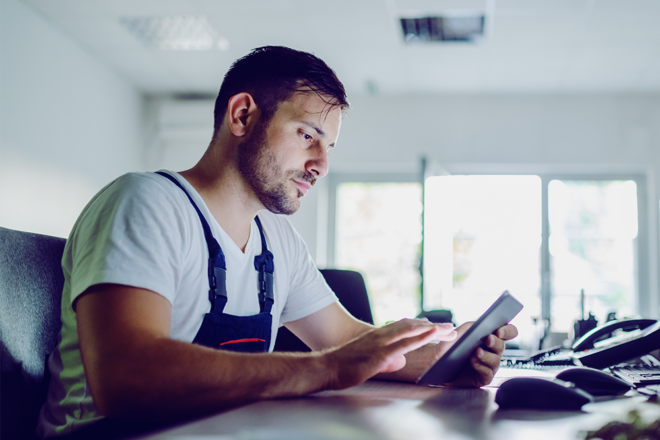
left=36, top=46, right=517, bottom=438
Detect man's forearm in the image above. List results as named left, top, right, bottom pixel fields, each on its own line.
left=77, top=286, right=332, bottom=421
left=88, top=336, right=330, bottom=420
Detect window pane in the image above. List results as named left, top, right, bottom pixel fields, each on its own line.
left=335, top=182, right=422, bottom=325
left=424, top=175, right=542, bottom=349
left=549, top=180, right=638, bottom=334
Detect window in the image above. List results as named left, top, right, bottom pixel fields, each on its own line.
left=548, top=180, right=639, bottom=333
left=328, top=173, right=421, bottom=325
left=328, top=171, right=646, bottom=348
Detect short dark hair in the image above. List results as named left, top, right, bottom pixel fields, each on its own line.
left=213, top=46, right=349, bottom=137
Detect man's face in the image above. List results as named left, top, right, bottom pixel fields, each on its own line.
left=237, top=92, right=342, bottom=215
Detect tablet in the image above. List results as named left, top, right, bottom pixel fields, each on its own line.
left=417, top=291, right=523, bottom=386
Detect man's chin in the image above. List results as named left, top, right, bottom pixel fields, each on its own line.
left=262, top=197, right=300, bottom=216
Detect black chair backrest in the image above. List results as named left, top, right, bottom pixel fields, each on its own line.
left=274, top=268, right=373, bottom=352
left=0, top=227, right=65, bottom=440
left=319, top=269, right=374, bottom=325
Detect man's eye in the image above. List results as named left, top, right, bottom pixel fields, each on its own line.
left=303, top=133, right=312, bottom=140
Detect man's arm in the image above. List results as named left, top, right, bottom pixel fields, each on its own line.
left=76, top=284, right=445, bottom=420
left=284, top=302, right=518, bottom=387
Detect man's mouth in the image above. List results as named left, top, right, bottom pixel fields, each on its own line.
left=293, top=180, right=312, bottom=195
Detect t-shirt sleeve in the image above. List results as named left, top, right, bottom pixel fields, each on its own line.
left=65, top=173, right=191, bottom=308
left=277, top=218, right=337, bottom=324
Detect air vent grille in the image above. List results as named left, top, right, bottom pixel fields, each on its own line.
left=400, top=15, right=485, bottom=43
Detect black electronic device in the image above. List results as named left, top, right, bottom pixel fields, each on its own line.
left=573, top=289, right=598, bottom=340
left=572, top=319, right=660, bottom=369
left=572, top=318, right=657, bottom=352
left=502, top=319, right=660, bottom=371
left=555, top=367, right=631, bottom=396
left=495, top=377, right=593, bottom=410
left=418, top=291, right=523, bottom=386
left=609, top=355, right=660, bottom=387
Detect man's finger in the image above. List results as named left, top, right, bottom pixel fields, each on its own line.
left=496, top=324, right=518, bottom=341
left=470, top=353, right=496, bottom=385
left=485, top=334, right=505, bottom=355
left=475, top=347, right=501, bottom=371
left=385, top=327, right=443, bottom=358
left=379, top=320, right=451, bottom=344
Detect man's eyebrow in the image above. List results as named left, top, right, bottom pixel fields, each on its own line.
left=301, top=121, right=335, bottom=148
left=302, top=121, right=326, bottom=138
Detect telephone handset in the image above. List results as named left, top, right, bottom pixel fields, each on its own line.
left=572, top=318, right=658, bottom=352
left=572, top=318, right=660, bottom=370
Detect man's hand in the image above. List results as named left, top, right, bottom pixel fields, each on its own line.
left=321, top=319, right=457, bottom=390
left=372, top=321, right=518, bottom=387
left=442, top=322, right=518, bottom=388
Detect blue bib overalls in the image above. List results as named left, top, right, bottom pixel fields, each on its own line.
left=156, top=172, right=274, bottom=353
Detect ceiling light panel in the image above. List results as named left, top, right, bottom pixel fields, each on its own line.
left=120, top=15, right=229, bottom=51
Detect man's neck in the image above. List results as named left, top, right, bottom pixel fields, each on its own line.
left=179, top=156, right=261, bottom=253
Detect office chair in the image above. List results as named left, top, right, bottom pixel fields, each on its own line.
left=274, top=268, right=374, bottom=352
left=0, top=227, right=66, bottom=440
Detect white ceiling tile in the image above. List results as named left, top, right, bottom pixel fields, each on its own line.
left=53, top=19, right=144, bottom=48
left=395, top=0, right=487, bottom=14
left=562, top=45, right=657, bottom=91
left=489, top=14, right=582, bottom=46
left=482, top=46, right=565, bottom=91
left=21, top=0, right=107, bottom=19
left=585, top=12, right=660, bottom=45
left=496, top=0, right=590, bottom=14
left=595, top=0, right=660, bottom=14
left=100, top=0, right=192, bottom=17
left=96, top=49, right=184, bottom=91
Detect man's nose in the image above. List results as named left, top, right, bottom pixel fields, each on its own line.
left=307, top=145, right=329, bottom=178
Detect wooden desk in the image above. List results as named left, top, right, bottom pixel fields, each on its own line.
left=134, top=370, right=660, bottom=440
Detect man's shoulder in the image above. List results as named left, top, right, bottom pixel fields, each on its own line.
left=75, top=171, right=192, bottom=234
left=110, top=171, right=174, bottom=192
left=95, top=171, right=187, bottom=205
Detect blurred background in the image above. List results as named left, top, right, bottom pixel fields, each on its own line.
left=2, top=0, right=660, bottom=349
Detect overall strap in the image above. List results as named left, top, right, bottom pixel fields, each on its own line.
left=253, top=217, right=274, bottom=313
left=155, top=171, right=228, bottom=312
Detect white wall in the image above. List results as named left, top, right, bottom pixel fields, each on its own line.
left=0, top=0, right=144, bottom=238
left=335, top=95, right=660, bottom=170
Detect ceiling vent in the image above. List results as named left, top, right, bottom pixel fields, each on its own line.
left=400, top=15, right=485, bottom=43
left=120, top=15, right=229, bottom=51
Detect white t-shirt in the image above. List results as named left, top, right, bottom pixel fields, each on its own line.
left=36, top=170, right=337, bottom=438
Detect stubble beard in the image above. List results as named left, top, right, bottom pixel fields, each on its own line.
left=237, top=119, right=316, bottom=215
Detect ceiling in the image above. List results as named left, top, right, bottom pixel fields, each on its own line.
left=21, top=0, right=660, bottom=96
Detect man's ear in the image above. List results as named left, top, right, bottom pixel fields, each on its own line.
left=226, top=93, right=259, bottom=137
